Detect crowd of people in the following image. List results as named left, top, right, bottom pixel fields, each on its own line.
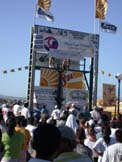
left=0, top=101, right=122, bottom=162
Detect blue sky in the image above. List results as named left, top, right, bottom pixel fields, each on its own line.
left=0, top=0, right=122, bottom=98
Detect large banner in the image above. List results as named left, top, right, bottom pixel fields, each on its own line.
left=34, top=68, right=88, bottom=110
left=35, top=52, right=80, bottom=70
left=34, top=86, right=57, bottom=113
left=40, top=69, right=86, bottom=89
left=33, top=25, right=99, bottom=60
left=34, top=86, right=88, bottom=111
left=103, top=83, right=116, bottom=106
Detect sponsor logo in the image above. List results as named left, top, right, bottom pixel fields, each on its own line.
left=44, top=37, right=58, bottom=51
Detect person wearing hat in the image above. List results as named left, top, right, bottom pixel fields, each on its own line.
left=55, top=126, right=93, bottom=162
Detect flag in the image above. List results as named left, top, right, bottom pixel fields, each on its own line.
left=101, top=22, right=117, bottom=33
left=96, top=0, right=108, bottom=19
left=18, top=67, right=22, bottom=71
left=35, top=5, right=54, bottom=22
left=102, top=70, right=105, bottom=74
left=24, top=66, right=29, bottom=70
left=3, top=70, right=7, bottom=74
left=10, top=69, right=15, bottom=72
left=38, top=0, right=51, bottom=11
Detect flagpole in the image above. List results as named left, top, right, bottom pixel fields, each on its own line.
left=27, top=1, right=38, bottom=113
left=92, top=0, right=100, bottom=107
left=93, top=0, right=96, bottom=33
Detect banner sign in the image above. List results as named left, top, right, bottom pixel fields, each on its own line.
left=34, top=86, right=57, bottom=113
left=33, top=25, right=99, bottom=59
left=35, top=52, right=80, bottom=70
left=36, top=53, right=49, bottom=67
left=33, top=33, right=94, bottom=59
left=40, top=69, right=86, bottom=89
left=34, top=86, right=88, bottom=111
left=103, top=83, right=116, bottom=106
left=65, top=88, right=89, bottom=107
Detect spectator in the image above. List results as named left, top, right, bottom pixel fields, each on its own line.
left=21, top=102, right=30, bottom=119
left=2, top=104, right=11, bottom=122
left=102, top=129, right=122, bottom=162
left=84, top=125, right=98, bottom=162
left=15, top=116, right=31, bottom=162
left=90, top=106, right=101, bottom=124
left=57, top=110, right=69, bottom=127
left=1, top=116, right=24, bottom=162
left=78, top=115, right=87, bottom=130
left=55, top=125, right=92, bottom=162
left=75, top=127, right=93, bottom=160
left=26, top=117, right=37, bottom=137
left=51, top=105, right=61, bottom=123
left=12, top=101, right=22, bottom=116
left=0, top=113, right=6, bottom=133
left=93, top=122, right=116, bottom=162
left=65, top=105, right=78, bottom=133
left=40, top=105, right=49, bottom=119
left=29, top=123, right=61, bottom=162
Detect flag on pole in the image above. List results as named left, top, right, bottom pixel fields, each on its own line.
left=101, top=22, right=117, bottom=33
left=96, top=0, right=108, bottom=19
left=38, top=0, right=51, bottom=11
left=35, top=5, right=54, bottom=22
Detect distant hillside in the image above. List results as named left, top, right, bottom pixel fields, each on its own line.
left=0, top=94, right=26, bottom=105
left=0, top=94, right=25, bottom=100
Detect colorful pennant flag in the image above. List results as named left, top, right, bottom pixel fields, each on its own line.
left=10, top=69, right=15, bottom=72
left=3, top=70, right=7, bottom=74
left=102, top=70, right=105, bottom=74
left=101, top=22, right=117, bottom=33
left=96, top=0, right=108, bottom=19
left=0, top=65, right=115, bottom=79
left=108, top=73, right=112, bottom=77
left=24, top=66, right=29, bottom=70
left=18, top=67, right=22, bottom=71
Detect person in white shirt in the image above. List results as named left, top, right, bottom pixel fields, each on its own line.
left=21, top=102, right=30, bottom=119
left=2, top=104, right=10, bottom=122
left=90, top=106, right=101, bottom=124
left=12, top=101, right=22, bottom=116
left=26, top=117, right=37, bottom=137
left=84, top=125, right=98, bottom=162
left=102, top=129, right=122, bottom=162
left=93, top=122, right=116, bottom=162
left=51, top=105, right=61, bottom=124
left=65, top=106, right=78, bottom=133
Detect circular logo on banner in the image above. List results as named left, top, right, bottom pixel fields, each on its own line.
left=44, top=37, right=58, bottom=51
